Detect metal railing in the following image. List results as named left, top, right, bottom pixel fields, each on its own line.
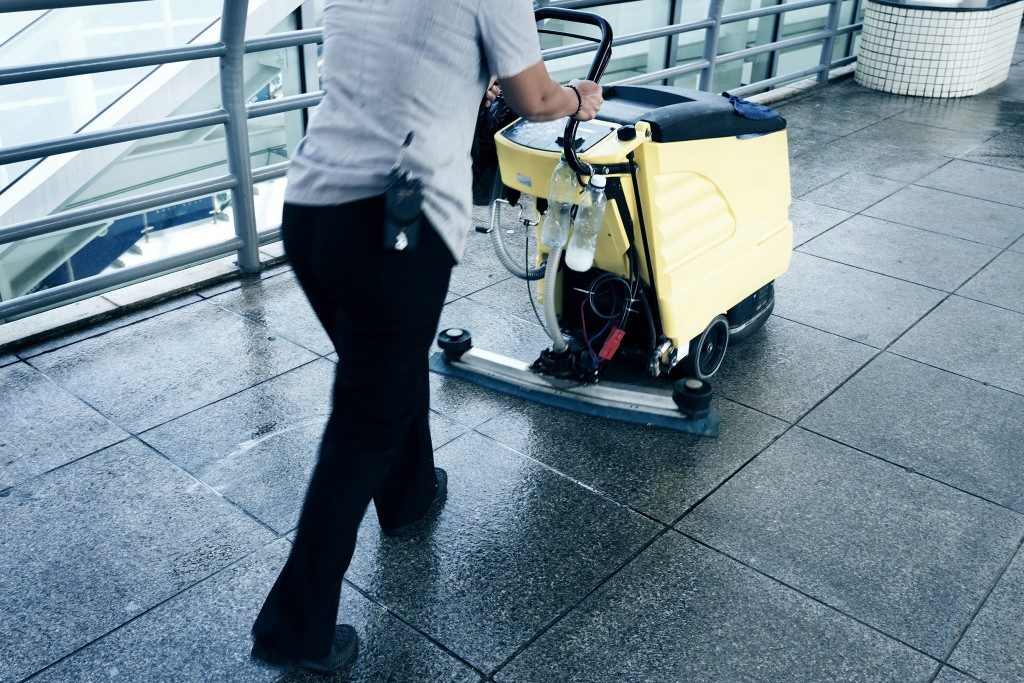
left=0, top=0, right=861, bottom=322
left=545, top=0, right=862, bottom=95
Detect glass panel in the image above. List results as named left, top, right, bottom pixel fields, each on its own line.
left=769, top=0, right=831, bottom=78
left=674, top=0, right=779, bottom=91
left=0, top=12, right=305, bottom=305
left=0, top=0, right=223, bottom=190
left=540, top=0, right=672, bottom=83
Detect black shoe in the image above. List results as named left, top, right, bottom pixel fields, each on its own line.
left=251, top=624, right=358, bottom=673
left=381, top=467, right=448, bottom=537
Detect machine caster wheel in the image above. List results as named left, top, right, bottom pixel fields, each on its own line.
left=673, top=378, right=713, bottom=418
left=438, top=328, right=472, bottom=362
left=683, top=314, right=729, bottom=380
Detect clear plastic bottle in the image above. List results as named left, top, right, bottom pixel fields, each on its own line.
left=565, top=175, right=608, bottom=272
left=541, top=156, right=577, bottom=249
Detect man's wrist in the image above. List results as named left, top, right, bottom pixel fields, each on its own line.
left=565, top=84, right=583, bottom=119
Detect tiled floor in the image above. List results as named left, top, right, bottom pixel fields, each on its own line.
left=3, top=40, right=1024, bottom=682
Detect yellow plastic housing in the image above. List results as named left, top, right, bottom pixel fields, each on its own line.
left=493, top=118, right=792, bottom=354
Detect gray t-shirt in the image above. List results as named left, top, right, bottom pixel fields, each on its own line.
left=283, top=0, right=543, bottom=261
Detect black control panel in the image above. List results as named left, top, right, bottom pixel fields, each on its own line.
left=501, top=118, right=615, bottom=153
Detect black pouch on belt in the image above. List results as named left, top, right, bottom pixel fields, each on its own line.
left=383, top=133, right=423, bottom=252
left=383, top=168, right=423, bottom=251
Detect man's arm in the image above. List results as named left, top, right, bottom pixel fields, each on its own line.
left=499, top=64, right=603, bottom=122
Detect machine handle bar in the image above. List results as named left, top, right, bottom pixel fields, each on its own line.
left=534, top=7, right=614, bottom=179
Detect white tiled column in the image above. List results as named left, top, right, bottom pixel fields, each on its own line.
left=855, top=0, right=1024, bottom=97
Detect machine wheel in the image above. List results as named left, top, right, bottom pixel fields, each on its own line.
left=438, top=328, right=473, bottom=362
left=682, top=315, right=729, bottom=380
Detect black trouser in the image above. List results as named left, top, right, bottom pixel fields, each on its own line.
left=253, top=196, right=455, bottom=658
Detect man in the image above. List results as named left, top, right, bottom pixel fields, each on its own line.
left=250, top=0, right=603, bottom=673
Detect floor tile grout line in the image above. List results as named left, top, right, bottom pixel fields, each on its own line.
left=11, top=294, right=204, bottom=361
left=889, top=113, right=1017, bottom=137
left=674, top=529, right=947, bottom=666
left=801, top=186, right=1021, bottom=253
left=937, top=535, right=1024, bottom=669
left=466, top=423, right=675, bottom=523
left=19, top=349, right=291, bottom=537
left=131, top=435, right=282, bottom=538
left=133, top=356, right=326, bottom=436
left=486, top=526, right=674, bottom=679
left=19, top=534, right=290, bottom=683
left=797, top=426, right=1024, bottom=518
left=206, top=299, right=334, bottom=359
left=792, top=244, right=971, bottom=295
left=769, top=312, right=883, bottom=350
left=853, top=206, right=1023, bottom=251
left=335, top=578, right=490, bottom=680
left=0, top=434, right=134, bottom=497
left=910, top=177, right=1024, bottom=212
left=883, top=347, right=1024, bottom=400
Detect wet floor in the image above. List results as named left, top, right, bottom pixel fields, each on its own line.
left=2, top=43, right=1024, bottom=683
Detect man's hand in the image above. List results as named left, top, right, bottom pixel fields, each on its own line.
left=568, top=79, right=603, bottom=121
left=483, top=76, right=502, bottom=108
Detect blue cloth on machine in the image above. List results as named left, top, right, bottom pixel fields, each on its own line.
left=723, top=93, right=781, bottom=121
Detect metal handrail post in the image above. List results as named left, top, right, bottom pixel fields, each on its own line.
left=220, top=0, right=262, bottom=274
left=818, top=0, right=843, bottom=83
left=698, top=0, right=726, bottom=91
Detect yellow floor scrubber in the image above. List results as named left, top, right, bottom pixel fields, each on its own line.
left=431, top=8, right=793, bottom=438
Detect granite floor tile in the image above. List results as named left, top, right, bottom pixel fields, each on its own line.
left=864, top=184, right=1024, bottom=248
left=773, top=252, right=946, bottom=348
left=498, top=533, right=936, bottom=683
left=0, top=353, right=15, bottom=368
left=845, top=119, right=994, bottom=157
left=211, top=271, right=333, bottom=356
left=934, top=667, right=981, bottom=683
left=34, top=541, right=480, bottom=683
left=142, top=360, right=464, bottom=533
left=467, top=277, right=546, bottom=327
left=346, top=432, right=660, bottom=672
left=428, top=371, right=518, bottom=429
left=784, top=125, right=842, bottom=156
left=141, top=360, right=334, bottom=475
left=28, top=301, right=317, bottom=433
left=949, top=549, right=1024, bottom=683
left=961, top=125, right=1024, bottom=173
left=789, top=198, right=853, bottom=246
left=895, top=102, right=1019, bottom=135
left=476, top=396, right=786, bottom=522
left=891, top=296, right=1024, bottom=395
left=712, top=316, right=876, bottom=421
left=437, top=297, right=550, bottom=365
left=449, top=230, right=515, bottom=297
left=812, top=137, right=952, bottom=184
left=958, top=250, right=1024, bottom=314
left=799, top=215, right=999, bottom=291
left=787, top=147, right=857, bottom=196
left=916, top=160, right=1024, bottom=209
left=802, top=353, right=1024, bottom=512
left=13, top=295, right=203, bottom=359
left=799, top=172, right=906, bottom=213
left=0, top=363, right=128, bottom=492
left=679, top=428, right=1024, bottom=657
left=1013, top=234, right=1024, bottom=253
left=0, top=440, right=273, bottom=682
left=776, top=98, right=888, bottom=138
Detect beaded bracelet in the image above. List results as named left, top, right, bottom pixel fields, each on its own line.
left=567, top=84, right=583, bottom=119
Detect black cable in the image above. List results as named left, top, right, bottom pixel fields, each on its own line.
left=525, top=215, right=545, bottom=330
